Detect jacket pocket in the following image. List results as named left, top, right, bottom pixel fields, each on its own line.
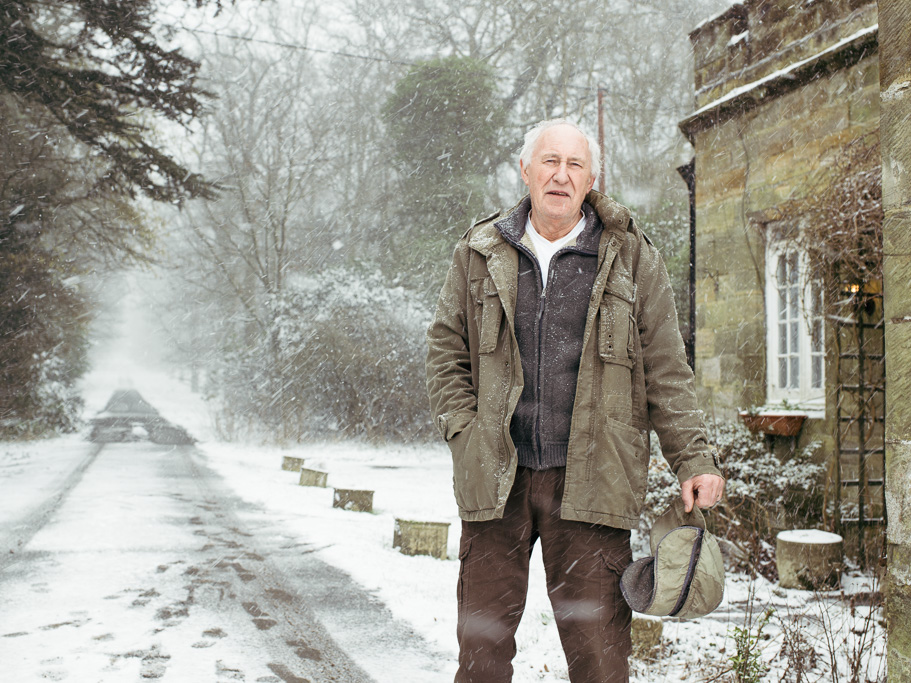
left=477, top=277, right=502, bottom=355
left=576, top=416, right=648, bottom=521
left=598, top=278, right=636, bottom=368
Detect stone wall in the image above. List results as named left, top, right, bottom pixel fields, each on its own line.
left=680, top=1, right=879, bottom=426
left=879, top=0, right=911, bottom=678
left=691, top=0, right=878, bottom=109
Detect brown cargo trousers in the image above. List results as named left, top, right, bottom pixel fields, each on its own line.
left=455, top=466, right=633, bottom=683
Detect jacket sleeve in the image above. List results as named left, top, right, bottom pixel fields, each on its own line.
left=635, top=235, right=722, bottom=484
left=426, top=239, right=478, bottom=441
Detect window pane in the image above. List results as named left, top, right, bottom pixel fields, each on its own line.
left=779, top=358, right=788, bottom=388
left=790, top=322, right=799, bottom=353
left=779, top=323, right=788, bottom=354
left=812, top=355, right=822, bottom=389
left=812, top=320, right=823, bottom=352
left=790, top=356, right=800, bottom=389
left=789, top=286, right=799, bottom=319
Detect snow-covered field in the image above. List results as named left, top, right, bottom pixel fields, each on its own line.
left=2, top=283, right=888, bottom=682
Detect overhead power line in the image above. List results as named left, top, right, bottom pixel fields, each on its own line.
left=180, top=26, right=418, bottom=67
left=177, top=25, right=685, bottom=115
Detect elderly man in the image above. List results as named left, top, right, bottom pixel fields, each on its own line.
left=426, top=119, right=724, bottom=683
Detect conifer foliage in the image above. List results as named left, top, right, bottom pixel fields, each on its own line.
left=0, top=1, right=224, bottom=434
left=0, top=0, right=216, bottom=203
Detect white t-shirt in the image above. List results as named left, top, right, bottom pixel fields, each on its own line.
left=524, top=213, right=586, bottom=290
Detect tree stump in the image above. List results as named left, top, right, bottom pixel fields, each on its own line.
left=393, top=519, right=450, bottom=560
left=631, top=616, right=663, bottom=660
left=776, top=529, right=843, bottom=590
left=333, top=488, right=374, bottom=513
left=298, top=468, right=328, bottom=488
left=282, top=456, right=306, bottom=472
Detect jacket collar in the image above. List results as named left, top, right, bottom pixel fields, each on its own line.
left=465, top=191, right=632, bottom=324
left=467, top=190, right=631, bottom=257
left=490, top=196, right=603, bottom=254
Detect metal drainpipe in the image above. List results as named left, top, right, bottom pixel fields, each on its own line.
left=677, top=158, right=697, bottom=371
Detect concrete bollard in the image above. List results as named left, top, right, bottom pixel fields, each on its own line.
left=298, top=468, right=328, bottom=488
left=776, top=529, right=843, bottom=590
left=333, top=489, right=374, bottom=513
left=282, top=456, right=306, bottom=472
left=393, top=519, right=450, bottom=560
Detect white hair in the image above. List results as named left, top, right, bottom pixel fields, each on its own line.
left=519, top=118, right=601, bottom=182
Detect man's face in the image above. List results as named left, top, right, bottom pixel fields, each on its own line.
left=520, top=124, right=596, bottom=230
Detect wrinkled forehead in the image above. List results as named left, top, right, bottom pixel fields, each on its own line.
left=532, top=125, right=592, bottom=166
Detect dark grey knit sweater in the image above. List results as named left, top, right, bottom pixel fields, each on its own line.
left=494, top=198, right=603, bottom=470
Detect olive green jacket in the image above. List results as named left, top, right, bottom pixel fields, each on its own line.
left=426, top=191, right=721, bottom=530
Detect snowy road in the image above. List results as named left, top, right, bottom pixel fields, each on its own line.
left=0, top=438, right=444, bottom=682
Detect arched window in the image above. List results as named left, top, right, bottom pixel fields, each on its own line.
left=765, top=243, right=825, bottom=413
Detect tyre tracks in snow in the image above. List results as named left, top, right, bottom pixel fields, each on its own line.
left=0, top=441, right=103, bottom=571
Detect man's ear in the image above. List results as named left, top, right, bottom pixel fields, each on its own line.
left=519, top=159, right=530, bottom=186
left=588, top=174, right=596, bottom=192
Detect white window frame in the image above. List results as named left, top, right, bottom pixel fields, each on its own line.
left=764, top=242, right=825, bottom=415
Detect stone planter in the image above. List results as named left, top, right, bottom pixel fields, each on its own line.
left=298, top=468, right=328, bottom=488
left=333, top=488, right=374, bottom=513
left=739, top=411, right=807, bottom=437
left=393, top=519, right=450, bottom=560
left=281, top=456, right=306, bottom=472
left=776, top=529, right=843, bottom=590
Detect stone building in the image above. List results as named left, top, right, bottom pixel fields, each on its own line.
left=679, top=1, right=883, bottom=545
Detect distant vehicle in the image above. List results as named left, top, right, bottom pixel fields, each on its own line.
left=89, top=389, right=194, bottom=445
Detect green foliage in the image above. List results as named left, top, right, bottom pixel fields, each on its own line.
left=383, top=55, right=507, bottom=297
left=729, top=607, right=773, bottom=683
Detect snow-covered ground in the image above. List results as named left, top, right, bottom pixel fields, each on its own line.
left=2, top=280, right=888, bottom=682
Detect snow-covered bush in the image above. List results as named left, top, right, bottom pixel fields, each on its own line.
left=643, top=421, right=825, bottom=579
left=218, top=267, right=435, bottom=443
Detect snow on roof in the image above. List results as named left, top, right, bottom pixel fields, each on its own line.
left=685, top=24, right=878, bottom=120
left=692, top=2, right=743, bottom=33
left=728, top=30, right=749, bottom=47
left=777, top=529, right=844, bottom=544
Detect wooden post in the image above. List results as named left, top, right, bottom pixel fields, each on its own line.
left=333, top=489, right=374, bottom=513
left=281, top=456, right=305, bottom=472
left=393, top=519, right=450, bottom=560
left=631, top=616, right=663, bottom=661
left=298, top=468, right=328, bottom=488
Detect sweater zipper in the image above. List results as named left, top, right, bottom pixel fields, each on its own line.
left=514, top=241, right=545, bottom=463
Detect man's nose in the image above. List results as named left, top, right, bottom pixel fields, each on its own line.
left=553, top=163, right=570, bottom=182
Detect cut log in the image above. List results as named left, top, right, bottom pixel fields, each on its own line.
left=393, top=519, right=450, bottom=560
left=281, top=456, right=306, bottom=472
left=333, top=489, right=374, bottom=513
left=631, top=616, right=663, bottom=660
left=776, top=529, right=843, bottom=590
left=298, top=468, right=328, bottom=488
